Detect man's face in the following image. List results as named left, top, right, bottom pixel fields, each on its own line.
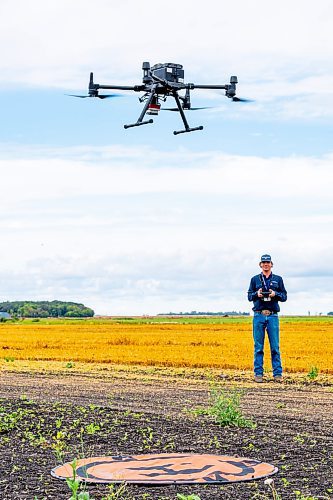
left=260, top=261, right=273, bottom=273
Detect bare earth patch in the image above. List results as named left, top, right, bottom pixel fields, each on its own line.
left=0, top=370, right=332, bottom=499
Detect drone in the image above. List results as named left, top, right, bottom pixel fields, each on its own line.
left=69, top=62, right=250, bottom=135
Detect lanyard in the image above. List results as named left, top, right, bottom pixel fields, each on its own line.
left=261, top=273, right=271, bottom=291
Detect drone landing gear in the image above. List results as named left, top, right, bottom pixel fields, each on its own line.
left=173, top=126, right=203, bottom=135
left=124, top=88, right=157, bottom=130
left=172, top=91, right=203, bottom=135
left=124, top=119, right=153, bottom=129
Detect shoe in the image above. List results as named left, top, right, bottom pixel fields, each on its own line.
left=274, top=376, right=283, bottom=383
left=254, top=375, right=263, bottom=383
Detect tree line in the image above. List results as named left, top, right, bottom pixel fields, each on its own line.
left=0, top=300, right=94, bottom=318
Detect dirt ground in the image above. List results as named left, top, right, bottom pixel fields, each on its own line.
left=0, top=370, right=333, bottom=499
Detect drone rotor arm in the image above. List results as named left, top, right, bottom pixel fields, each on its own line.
left=187, top=84, right=228, bottom=90
left=98, top=84, right=145, bottom=92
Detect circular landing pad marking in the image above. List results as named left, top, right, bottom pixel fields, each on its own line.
left=51, top=453, right=278, bottom=484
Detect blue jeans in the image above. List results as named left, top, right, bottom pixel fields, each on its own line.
left=253, top=313, right=282, bottom=377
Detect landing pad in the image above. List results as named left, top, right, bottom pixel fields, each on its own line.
left=51, top=453, right=278, bottom=484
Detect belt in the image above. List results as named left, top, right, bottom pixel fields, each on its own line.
left=256, top=310, right=277, bottom=316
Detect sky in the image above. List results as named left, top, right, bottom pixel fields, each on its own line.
left=0, top=0, right=332, bottom=315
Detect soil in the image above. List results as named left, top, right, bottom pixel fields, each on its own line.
left=0, top=371, right=332, bottom=500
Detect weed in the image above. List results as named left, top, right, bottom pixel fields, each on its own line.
left=85, top=422, right=101, bottom=435
left=162, top=439, right=176, bottom=451
left=276, top=402, right=286, bottom=409
left=19, top=394, right=34, bottom=404
left=293, top=434, right=305, bottom=444
left=139, top=428, right=150, bottom=449
left=307, top=366, right=319, bottom=380
left=208, top=435, right=220, bottom=449
left=66, top=459, right=93, bottom=500
left=264, top=478, right=282, bottom=500
left=294, top=491, right=321, bottom=500
left=55, top=418, right=63, bottom=429
left=51, top=430, right=68, bottom=461
left=177, top=495, right=201, bottom=500
left=102, top=482, right=131, bottom=499
left=245, top=442, right=257, bottom=452
left=194, top=384, right=256, bottom=428
left=281, top=476, right=290, bottom=487
left=0, top=407, right=28, bottom=433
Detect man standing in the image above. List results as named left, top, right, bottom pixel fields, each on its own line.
left=248, top=254, right=287, bottom=383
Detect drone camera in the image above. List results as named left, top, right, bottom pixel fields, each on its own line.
left=146, top=95, right=161, bottom=115
left=147, top=103, right=161, bottom=115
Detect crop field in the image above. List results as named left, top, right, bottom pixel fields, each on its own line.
left=0, top=316, right=333, bottom=374
left=1, top=316, right=333, bottom=500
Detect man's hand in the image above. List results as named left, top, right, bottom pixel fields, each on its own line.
left=257, top=288, right=263, bottom=298
left=269, top=289, right=276, bottom=298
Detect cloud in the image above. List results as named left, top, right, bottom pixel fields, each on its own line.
left=0, top=144, right=332, bottom=314
left=1, top=144, right=333, bottom=204
left=2, top=248, right=333, bottom=315
left=1, top=0, right=333, bottom=119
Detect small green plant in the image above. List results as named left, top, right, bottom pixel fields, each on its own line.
left=19, top=394, right=34, bottom=404
left=294, top=491, right=320, bottom=500
left=293, top=433, right=305, bottom=445
left=51, top=430, right=68, bottom=461
left=66, top=459, right=92, bottom=500
left=281, top=476, right=290, bottom=487
left=85, top=422, right=101, bottom=435
left=276, top=402, right=286, bottom=409
left=0, top=407, right=27, bottom=433
left=245, top=442, right=257, bottom=452
left=102, top=482, right=130, bottom=499
left=177, top=494, right=201, bottom=500
left=194, top=384, right=256, bottom=428
left=208, top=435, right=220, bottom=449
left=138, top=425, right=161, bottom=451
left=307, top=366, right=319, bottom=380
left=293, top=432, right=310, bottom=444
left=264, top=478, right=282, bottom=500
left=66, top=361, right=75, bottom=369
left=4, top=356, right=15, bottom=362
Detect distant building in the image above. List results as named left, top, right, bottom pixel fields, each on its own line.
left=0, top=311, right=11, bottom=319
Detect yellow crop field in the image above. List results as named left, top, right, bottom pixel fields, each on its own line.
left=0, top=317, right=332, bottom=374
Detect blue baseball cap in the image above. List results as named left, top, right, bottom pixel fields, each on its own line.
left=260, top=254, right=272, bottom=262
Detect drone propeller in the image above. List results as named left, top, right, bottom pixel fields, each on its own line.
left=231, top=96, right=253, bottom=103
left=97, top=94, right=118, bottom=99
left=66, top=94, right=118, bottom=99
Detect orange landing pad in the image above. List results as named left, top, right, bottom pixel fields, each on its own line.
left=51, top=453, right=278, bottom=484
